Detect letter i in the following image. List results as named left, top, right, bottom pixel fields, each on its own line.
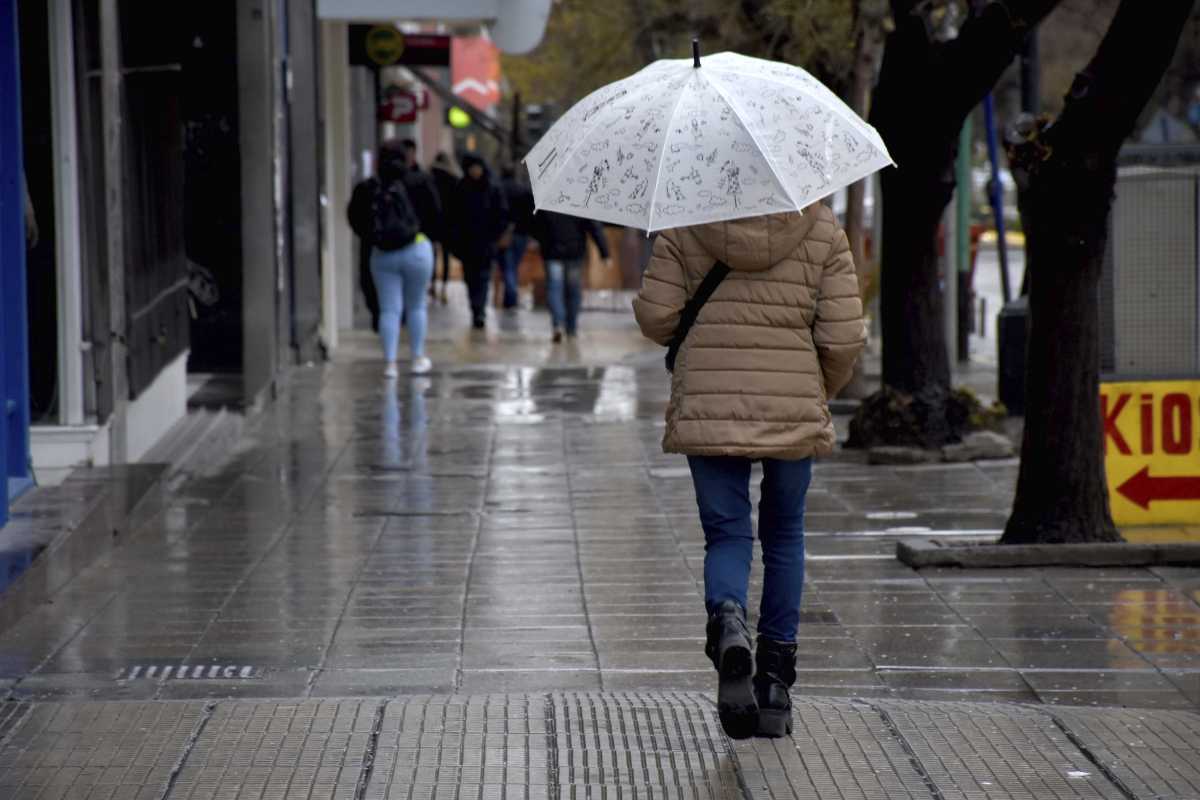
left=1140, top=394, right=1154, bottom=454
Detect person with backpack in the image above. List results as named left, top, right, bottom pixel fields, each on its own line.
left=397, top=139, right=444, bottom=243
left=348, top=139, right=435, bottom=377
left=448, top=152, right=509, bottom=329
left=632, top=206, right=865, bottom=740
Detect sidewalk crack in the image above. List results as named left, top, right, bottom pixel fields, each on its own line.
left=158, top=700, right=216, bottom=800
left=352, top=699, right=388, bottom=800
left=863, top=701, right=946, bottom=800
left=1049, top=712, right=1139, bottom=800
left=545, top=694, right=560, bottom=799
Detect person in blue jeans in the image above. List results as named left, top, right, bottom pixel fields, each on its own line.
left=531, top=210, right=611, bottom=342
left=497, top=165, right=534, bottom=310
left=348, top=140, right=436, bottom=376
left=370, top=237, right=434, bottom=376
left=633, top=206, right=866, bottom=740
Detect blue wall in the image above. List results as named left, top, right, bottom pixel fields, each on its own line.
left=1, top=0, right=31, bottom=527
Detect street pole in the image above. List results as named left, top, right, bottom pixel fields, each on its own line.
left=956, top=117, right=973, bottom=362
left=983, top=93, right=1011, bottom=304
left=944, top=189, right=958, bottom=366
left=100, top=0, right=128, bottom=462
left=510, top=92, right=521, bottom=166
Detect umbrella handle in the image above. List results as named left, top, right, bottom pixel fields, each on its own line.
left=693, top=39, right=700, bottom=68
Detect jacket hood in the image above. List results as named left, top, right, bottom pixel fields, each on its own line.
left=377, top=147, right=409, bottom=183
left=686, top=211, right=817, bottom=273
left=459, top=151, right=491, bottom=178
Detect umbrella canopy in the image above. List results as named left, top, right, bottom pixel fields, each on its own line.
left=525, top=50, right=893, bottom=232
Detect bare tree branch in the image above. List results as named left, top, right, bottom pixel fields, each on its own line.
left=941, top=0, right=1065, bottom=114
left=1054, top=0, right=1195, bottom=157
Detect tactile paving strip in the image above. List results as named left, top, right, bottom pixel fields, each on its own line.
left=1053, top=707, right=1200, bottom=800
left=552, top=691, right=739, bottom=800
left=0, top=701, right=208, bottom=800
left=733, top=698, right=932, bottom=800
left=366, top=694, right=549, bottom=800
left=876, top=700, right=1127, bottom=800
left=168, top=699, right=376, bottom=800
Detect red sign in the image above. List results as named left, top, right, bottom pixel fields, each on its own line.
left=380, top=89, right=418, bottom=123
left=452, top=36, right=501, bottom=109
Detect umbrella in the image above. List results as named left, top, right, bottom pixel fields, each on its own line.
left=524, top=43, right=893, bottom=232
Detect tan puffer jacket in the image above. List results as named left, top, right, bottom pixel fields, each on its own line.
left=633, top=206, right=866, bottom=459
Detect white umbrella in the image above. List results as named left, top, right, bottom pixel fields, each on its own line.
left=525, top=46, right=894, bottom=232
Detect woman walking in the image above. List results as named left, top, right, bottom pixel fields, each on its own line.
left=531, top=210, right=610, bottom=342
left=348, top=140, right=435, bottom=377
left=633, top=206, right=865, bottom=739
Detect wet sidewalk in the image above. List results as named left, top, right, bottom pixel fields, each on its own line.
left=0, top=297, right=1198, bottom=797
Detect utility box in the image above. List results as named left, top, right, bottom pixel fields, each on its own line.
left=1102, top=165, right=1200, bottom=377
left=997, top=296, right=1028, bottom=416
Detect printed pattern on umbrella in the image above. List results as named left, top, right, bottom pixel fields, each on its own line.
left=525, top=52, right=893, bottom=232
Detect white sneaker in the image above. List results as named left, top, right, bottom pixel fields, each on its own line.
left=383, top=362, right=399, bottom=379
left=411, top=357, right=433, bottom=375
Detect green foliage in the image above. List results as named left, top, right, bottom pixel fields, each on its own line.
left=503, top=0, right=859, bottom=109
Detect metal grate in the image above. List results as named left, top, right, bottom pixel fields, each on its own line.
left=1106, top=167, right=1200, bottom=377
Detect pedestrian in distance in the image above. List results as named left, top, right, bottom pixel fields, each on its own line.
left=633, top=206, right=866, bottom=740
left=448, top=152, right=509, bottom=329
left=496, top=165, right=534, bottom=310
left=348, top=139, right=436, bottom=377
left=429, top=151, right=460, bottom=305
left=531, top=210, right=612, bottom=342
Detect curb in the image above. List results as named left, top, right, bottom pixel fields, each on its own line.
left=897, top=537, right=1200, bottom=568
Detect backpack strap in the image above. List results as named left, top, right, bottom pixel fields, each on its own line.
left=666, top=260, right=731, bottom=373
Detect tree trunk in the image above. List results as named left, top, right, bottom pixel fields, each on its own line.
left=1003, top=167, right=1120, bottom=543
left=1002, top=0, right=1193, bottom=544
left=869, top=0, right=1063, bottom=395
left=877, top=164, right=954, bottom=393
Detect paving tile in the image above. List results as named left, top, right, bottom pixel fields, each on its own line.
left=458, top=671, right=601, bottom=693
left=0, top=701, right=208, bottom=798
left=1054, top=706, right=1200, bottom=799
left=170, top=699, right=374, bottom=799
left=310, top=669, right=456, bottom=696
left=876, top=700, right=1127, bottom=799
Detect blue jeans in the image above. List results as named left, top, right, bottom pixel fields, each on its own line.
left=371, top=239, right=434, bottom=362
left=496, top=234, right=526, bottom=309
left=545, top=258, right=583, bottom=334
left=687, top=456, right=812, bottom=642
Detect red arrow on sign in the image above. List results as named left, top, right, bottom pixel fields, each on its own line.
left=1117, top=467, right=1200, bottom=509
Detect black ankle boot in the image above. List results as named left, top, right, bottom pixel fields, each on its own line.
left=705, top=600, right=757, bottom=739
left=754, top=637, right=797, bottom=738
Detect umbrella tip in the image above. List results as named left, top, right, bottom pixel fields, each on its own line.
left=693, top=39, right=700, bottom=68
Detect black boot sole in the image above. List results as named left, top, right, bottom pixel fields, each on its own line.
left=717, top=644, right=757, bottom=740
left=756, top=708, right=792, bottom=738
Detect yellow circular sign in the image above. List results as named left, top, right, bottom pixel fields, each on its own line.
left=365, top=26, right=405, bottom=66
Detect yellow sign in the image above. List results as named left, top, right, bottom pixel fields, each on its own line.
left=365, top=26, right=405, bottom=66
left=1102, top=379, right=1200, bottom=525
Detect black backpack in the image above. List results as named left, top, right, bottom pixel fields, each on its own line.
left=372, top=178, right=420, bottom=251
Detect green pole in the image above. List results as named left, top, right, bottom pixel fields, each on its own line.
left=956, top=116, right=973, bottom=276
left=955, top=116, right=973, bottom=362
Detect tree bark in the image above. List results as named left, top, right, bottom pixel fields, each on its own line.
left=1003, top=0, right=1193, bottom=544
left=869, top=0, right=1063, bottom=394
